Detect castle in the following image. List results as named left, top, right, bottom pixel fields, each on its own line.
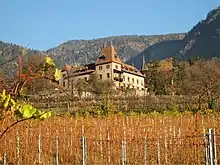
left=59, top=42, right=146, bottom=96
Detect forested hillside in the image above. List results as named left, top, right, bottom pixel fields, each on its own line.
left=46, top=34, right=185, bottom=65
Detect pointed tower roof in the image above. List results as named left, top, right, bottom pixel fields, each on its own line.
left=95, top=42, right=122, bottom=65
left=141, top=55, right=147, bottom=71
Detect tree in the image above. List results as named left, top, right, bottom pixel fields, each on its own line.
left=143, top=61, right=174, bottom=95
left=180, top=60, right=220, bottom=109
left=87, top=73, right=115, bottom=96
left=75, top=78, right=88, bottom=97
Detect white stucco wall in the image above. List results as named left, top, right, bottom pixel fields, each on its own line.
left=122, top=72, right=144, bottom=90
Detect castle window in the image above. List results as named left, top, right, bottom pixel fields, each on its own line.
left=99, top=55, right=105, bottom=59
left=137, top=79, right=139, bottom=84
left=115, top=65, right=118, bottom=69
left=106, top=65, right=110, bottom=69
left=128, top=77, right=130, bottom=82
left=107, top=73, right=110, bottom=78
left=132, top=78, right=134, bottom=83
left=123, top=76, right=125, bottom=80
left=100, top=74, right=102, bottom=79
left=99, top=66, right=102, bottom=70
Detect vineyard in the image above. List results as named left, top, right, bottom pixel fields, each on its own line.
left=31, top=95, right=220, bottom=115
left=1, top=113, right=220, bottom=164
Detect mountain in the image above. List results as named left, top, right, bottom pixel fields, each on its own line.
left=127, top=6, right=220, bottom=69
left=178, top=6, right=220, bottom=59
left=126, top=40, right=183, bottom=69
left=0, top=41, right=27, bottom=77
left=0, top=41, right=46, bottom=77
left=0, top=34, right=184, bottom=77
left=46, top=34, right=185, bottom=66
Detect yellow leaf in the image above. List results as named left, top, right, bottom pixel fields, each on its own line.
left=1, top=89, right=6, bottom=100
left=3, top=94, right=10, bottom=109
left=10, top=98, right=16, bottom=105
left=2, top=89, right=6, bottom=95
left=45, top=57, right=52, bottom=63
left=54, top=68, right=62, bottom=81
left=45, top=57, right=55, bottom=67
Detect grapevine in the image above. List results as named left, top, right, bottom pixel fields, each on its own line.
left=0, top=55, right=61, bottom=139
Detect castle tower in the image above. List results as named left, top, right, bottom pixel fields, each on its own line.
left=95, top=41, right=121, bottom=65
left=95, top=42, right=122, bottom=86
left=141, top=55, right=147, bottom=71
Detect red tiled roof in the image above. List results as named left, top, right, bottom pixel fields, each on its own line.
left=64, top=69, right=95, bottom=80
left=122, top=63, right=145, bottom=77
left=95, top=43, right=122, bottom=65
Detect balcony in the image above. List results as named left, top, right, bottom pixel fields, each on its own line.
left=113, top=69, right=122, bottom=73
left=114, top=77, right=123, bottom=82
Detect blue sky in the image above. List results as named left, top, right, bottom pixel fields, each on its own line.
left=0, top=0, right=219, bottom=50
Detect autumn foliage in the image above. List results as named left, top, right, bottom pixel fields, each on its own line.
left=0, top=113, right=220, bottom=164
